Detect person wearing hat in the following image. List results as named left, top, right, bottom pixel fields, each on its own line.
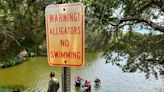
left=47, top=72, right=60, bottom=92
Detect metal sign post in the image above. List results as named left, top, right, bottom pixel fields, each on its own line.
left=62, top=66, right=71, bottom=92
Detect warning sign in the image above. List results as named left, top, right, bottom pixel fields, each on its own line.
left=45, top=3, right=84, bottom=67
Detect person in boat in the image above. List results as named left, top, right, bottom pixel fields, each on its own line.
left=75, top=75, right=83, bottom=86
left=94, top=77, right=101, bottom=86
left=83, top=80, right=91, bottom=90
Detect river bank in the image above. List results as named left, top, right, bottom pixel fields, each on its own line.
left=0, top=54, right=27, bottom=69
left=0, top=85, right=25, bottom=92
left=0, top=47, right=46, bottom=69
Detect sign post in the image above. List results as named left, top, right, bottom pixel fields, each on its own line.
left=62, top=67, right=71, bottom=92
left=45, top=3, right=84, bottom=92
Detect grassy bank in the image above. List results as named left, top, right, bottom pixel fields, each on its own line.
left=0, top=85, right=25, bottom=92
left=0, top=47, right=46, bottom=69
left=0, top=54, right=27, bottom=69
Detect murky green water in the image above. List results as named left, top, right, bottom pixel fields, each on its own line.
left=0, top=53, right=164, bottom=92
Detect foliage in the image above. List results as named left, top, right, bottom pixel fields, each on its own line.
left=87, top=0, right=164, bottom=32
left=0, top=0, right=55, bottom=60
left=85, top=0, right=164, bottom=78
left=85, top=27, right=111, bottom=52
left=103, top=31, right=164, bottom=78
left=0, top=85, right=25, bottom=92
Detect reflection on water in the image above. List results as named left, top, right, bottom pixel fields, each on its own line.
left=0, top=53, right=164, bottom=92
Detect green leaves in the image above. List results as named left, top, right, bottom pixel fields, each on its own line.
left=104, top=31, right=164, bottom=78
left=0, top=0, right=47, bottom=60
left=0, top=10, right=5, bottom=17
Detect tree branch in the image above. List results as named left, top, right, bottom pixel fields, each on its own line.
left=137, top=1, right=153, bottom=14
left=0, top=30, right=21, bottom=46
left=119, top=16, right=164, bottom=32
left=152, top=0, right=164, bottom=12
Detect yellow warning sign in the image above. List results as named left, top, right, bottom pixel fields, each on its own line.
left=45, top=3, right=84, bottom=67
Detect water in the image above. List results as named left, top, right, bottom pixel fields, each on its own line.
left=0, top=53, right=164, bottom=92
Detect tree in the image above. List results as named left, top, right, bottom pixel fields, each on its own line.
left=0, top=0, right=58, bottom=60
left=84, top=0, right=164, bottom=78
left=86, top=0, right=164, bottom=32
left=103, top=31, right=164, bottom=78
